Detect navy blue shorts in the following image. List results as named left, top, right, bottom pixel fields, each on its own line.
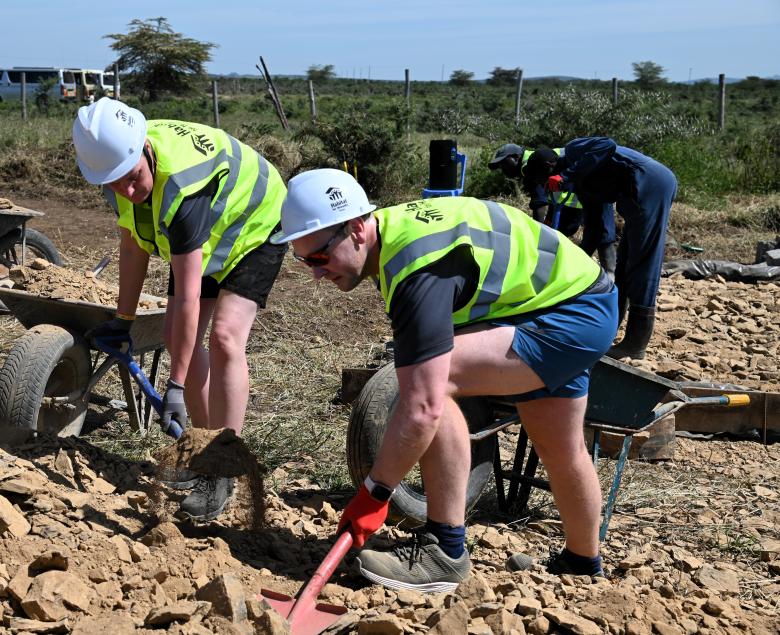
left=491, top=279, right=618, bottom=401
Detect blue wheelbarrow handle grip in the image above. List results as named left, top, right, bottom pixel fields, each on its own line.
left=92, top=337, right=183, bottom=439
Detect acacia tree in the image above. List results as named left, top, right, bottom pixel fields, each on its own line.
left=488, top=67, right=521, bottom=86
left=105, top=17, right=216, bottom=101
left=449, top=69, right=474, bottom=86
left=307, top=64, right=336, bottom=82
left=632, top=61, right=667, bottom=89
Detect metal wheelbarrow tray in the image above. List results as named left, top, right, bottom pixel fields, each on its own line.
left=0, top=287, right=168, bottom=438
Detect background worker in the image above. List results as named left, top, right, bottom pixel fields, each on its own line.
left=523, top=137, right=677, bottom=360
left=72, top=97, right=287, bottom=520
left=272, top=169, right=618, bottom=592
left=489, top=143, right=617, bottom=280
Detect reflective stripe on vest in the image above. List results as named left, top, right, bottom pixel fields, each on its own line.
left=376, top=197, right=599, bottom=325
left=380, top=199, right=578, bottom=324
left=110, top=121, right=283, bottom=280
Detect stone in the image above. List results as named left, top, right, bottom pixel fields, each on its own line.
left=144, top=600, right=207, bottom=626
left=29, top=550, right=70, bottom=573
left=695, top=565, right=740, bottom=594
left=543, top=608, right=602, bottom=635
left=5, top=616, right=70, bottom=633
left=454, top=572, right=497, bottom=608
left=110, top=535, right=133, bottom=563
left=428, top=600, right=469, bottom=634
left=485, top=608, right=526, bottom=634
left=141, top=521, right=183, bottom=547
left=356, top=614, right=405, bottom=634
left=253, top=607, right=292, bottom=634
left=0, top=494, right=31, bottom=537
left=195, top=573, right=247, bottom=623
left=21, top=571, right=91, bottom=621
left=526, top=615, right=551, bottom=635
left=72, top=614, right=137, bottom=634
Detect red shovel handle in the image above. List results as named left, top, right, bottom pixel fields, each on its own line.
left=286, top=530, right=354, bottom=623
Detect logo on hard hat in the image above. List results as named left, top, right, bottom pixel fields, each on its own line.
left=326, top=187, right=348, bottom=211
left=114, top=109, right=136, bottom=126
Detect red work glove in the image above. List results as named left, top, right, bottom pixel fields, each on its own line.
left=545, top=174, right=564, bottom=192
left=337, top=485, right=389, bottom=548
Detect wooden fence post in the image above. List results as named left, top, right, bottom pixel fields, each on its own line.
left=612, top=77, right=618, bottom=105
left=717, top=73, right=726, bottom=131
left=21, top=72, right=27, bottom=121
left=514, top=69, right=524, bottom=125
left=212, top=80, right=220, bottom=128
left=308, top=80, right=317, bottom=123
left=404, top=68, right=411, bottom=135
left=113, top=63, right=120, bottom=100
left=257, top=56, right=289, bottom=131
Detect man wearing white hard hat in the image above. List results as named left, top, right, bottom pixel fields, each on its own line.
left=272, top=169, right=618, bottom=592
left=73, top=97, right=288, bottom=520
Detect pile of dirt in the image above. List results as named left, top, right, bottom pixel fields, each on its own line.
left=153, top=428, right=266, bottom=531
left=0, top=432, right=777, bottom=634
left=7, top=261, right=165, bottom=310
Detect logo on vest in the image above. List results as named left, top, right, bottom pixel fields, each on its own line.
left=326, top=187, right=348, bottom=212
left=191, top=134, right=215, bottom=156
left=404, top=201, right=443, bottom=223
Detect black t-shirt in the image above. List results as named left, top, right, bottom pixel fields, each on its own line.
left=388, top=245, right=478, bottom=367
left=166, top=177, right=220, bottom=255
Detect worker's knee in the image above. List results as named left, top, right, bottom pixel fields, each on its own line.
left=209, top=323, right=244, bottom=360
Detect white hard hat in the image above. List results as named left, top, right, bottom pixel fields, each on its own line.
left=72, top=97, right=147, bottom=185
left=271, top=168, right=376, bottom=244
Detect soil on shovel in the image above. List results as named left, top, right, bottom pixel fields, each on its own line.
left=153, top=428, right=266, bottom=530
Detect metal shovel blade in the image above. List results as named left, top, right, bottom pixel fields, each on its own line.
left=260, top=531, right=353, bottom=635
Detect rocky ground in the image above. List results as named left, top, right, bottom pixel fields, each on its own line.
left=0, top=202, right=778, bottom=633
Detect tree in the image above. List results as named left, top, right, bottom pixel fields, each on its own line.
left=487, top=67, right=521, bottom=86
left=631, top=61, right=667, bottom=89
left=105, top=17, right=216, bottom=101
left=449, top=69, right=474, bottom=86
left=306, top=64, right=336, bottom=82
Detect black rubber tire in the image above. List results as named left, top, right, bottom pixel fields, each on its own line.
left=0, top=325, right=91, bottom=437
left=0, top=227, right=63, bottom=268
left=346, top=362, right=497, bottom=524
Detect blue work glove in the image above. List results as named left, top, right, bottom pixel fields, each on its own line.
left=85, top=315, right=134, bottom=346
left=162, top=379, right=187, bottom=430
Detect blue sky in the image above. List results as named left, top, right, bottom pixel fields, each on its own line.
left=3, top=1, right=779, bottom=82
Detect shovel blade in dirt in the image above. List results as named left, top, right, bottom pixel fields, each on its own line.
left=260, top=531, right=353, bottom=635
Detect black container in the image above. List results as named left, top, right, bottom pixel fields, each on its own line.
left=429, top=139, right=458, bottom=190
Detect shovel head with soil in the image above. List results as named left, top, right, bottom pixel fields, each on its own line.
left=260, top=531, right=353, bottom=635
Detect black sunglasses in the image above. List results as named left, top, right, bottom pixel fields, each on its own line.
left=293, top=221, right=349, bottom=267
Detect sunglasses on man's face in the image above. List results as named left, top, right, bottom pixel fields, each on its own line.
left=293, top=221, right=349, bottom=267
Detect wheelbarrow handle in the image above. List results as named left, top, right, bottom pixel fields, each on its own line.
left=92, top=337, right=183, bottom=439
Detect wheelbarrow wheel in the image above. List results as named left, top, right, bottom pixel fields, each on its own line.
left=0, top=325, right=91, bottom=437
left=347, top=362, right=497, bottom=525
left=0, top=227, right=63, bottom=269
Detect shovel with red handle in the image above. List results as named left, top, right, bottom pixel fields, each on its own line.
left=259, top=530, right=354, bottom=635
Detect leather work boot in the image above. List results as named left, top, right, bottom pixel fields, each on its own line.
left=355, top=530, right=471, bottom=593
left=607, top=304, right=656, bottom=360
left=598, top=243, right=617, bottom=282
left=178, top=475, right=234, bottom=521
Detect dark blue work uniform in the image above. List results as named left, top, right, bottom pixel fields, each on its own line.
left=556, top=137, right=677, bottom=308
left=528, top=180, right=616, bottom=257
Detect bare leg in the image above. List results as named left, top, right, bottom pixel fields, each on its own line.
left=164, top=298, right=215, bottom=428
left=418, top=397, right=471, bottom=526
left=517, top=396, right=601, bottom=556
left=207, top=290, right=258, bottom=434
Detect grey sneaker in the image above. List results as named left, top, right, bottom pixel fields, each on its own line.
left=157, top=467, right=200, bottom=490
left=178, top=476, right=234, bottom=521
left=355, top=530, right=470, bottom=593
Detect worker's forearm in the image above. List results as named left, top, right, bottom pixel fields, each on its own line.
left=117, top=232, right=149, bottom=316
left=167, top=297, right=200, bottom=385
